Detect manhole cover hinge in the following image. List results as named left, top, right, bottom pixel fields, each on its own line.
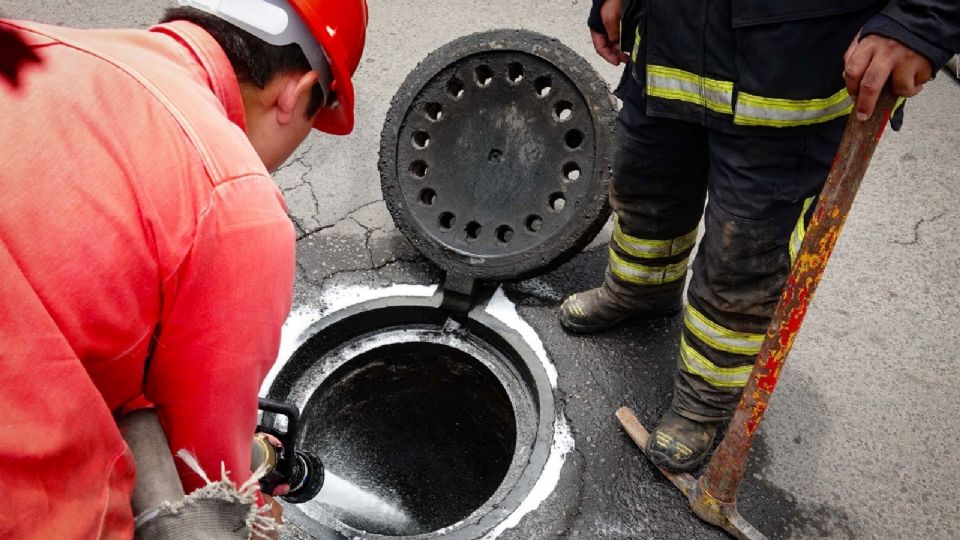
left=439, top=271, right=478, bottom=319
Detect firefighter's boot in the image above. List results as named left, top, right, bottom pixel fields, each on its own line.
left=559, top=272, right=683, bottom=334
left=646, top=408, right=718, bottom=472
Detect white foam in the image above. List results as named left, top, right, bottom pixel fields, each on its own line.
left=260, top=284, right=437, bottom=395
left=484, top=287, right=558, bottom=388
left=319, top=283, right=437, bottom=316
left=482, top=415, right=574, bottom=539
left=481, top=286, right=573, bottom=539
left=260, top=305, right=323, bottom=394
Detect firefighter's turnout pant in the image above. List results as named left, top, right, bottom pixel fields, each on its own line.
left=608, top=71, right=845, bottom=421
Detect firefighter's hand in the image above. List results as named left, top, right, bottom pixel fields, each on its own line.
left=591, top=0, right=630, bottom=66
left=844, top=33, right=932, bottom=121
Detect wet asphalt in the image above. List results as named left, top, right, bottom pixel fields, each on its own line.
left=8, top=1, right=960, bottom=538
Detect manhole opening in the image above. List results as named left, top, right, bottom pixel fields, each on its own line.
left=299, top=341, right=518, bottom=536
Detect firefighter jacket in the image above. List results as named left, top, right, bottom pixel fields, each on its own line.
left=588, top=0, right=960, bottom=133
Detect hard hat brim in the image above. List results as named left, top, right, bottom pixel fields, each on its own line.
left=289, top=1, right=357, bottom=135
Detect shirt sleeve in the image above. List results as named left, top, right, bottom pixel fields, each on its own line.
left=861, top=0, right=960, bottom=71
left=144, top=174, right=294, bottom=494
left=588, top=0, right=606, bottom=34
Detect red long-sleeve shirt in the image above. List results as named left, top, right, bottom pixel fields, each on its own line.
left=0, top=19, right=294, bottom=538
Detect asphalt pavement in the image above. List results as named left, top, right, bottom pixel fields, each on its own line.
left=7, top=1, right=960, bottom=538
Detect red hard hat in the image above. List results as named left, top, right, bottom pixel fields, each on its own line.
left=288, top=0, right=369, bottom=135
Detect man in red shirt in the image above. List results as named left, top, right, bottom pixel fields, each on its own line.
left=0, top=1, right=367, bottom=537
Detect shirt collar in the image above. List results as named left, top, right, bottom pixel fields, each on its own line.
left=149, top=21, right=247, bottom=131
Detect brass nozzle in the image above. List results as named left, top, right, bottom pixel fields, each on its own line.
left=251, top=433, right=278, bottom=474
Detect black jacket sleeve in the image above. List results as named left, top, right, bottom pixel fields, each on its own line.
left=861, top=0, right=960, bottom=70
left=588, top=0, right=606, bottom=34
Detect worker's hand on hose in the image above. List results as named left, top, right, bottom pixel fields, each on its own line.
left=591, top=0, right=630, bottom=66
left=843, top=32, right=933, bottom=121
left=262, top=494, right=285, bottom=540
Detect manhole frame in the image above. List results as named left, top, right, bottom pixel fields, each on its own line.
left=264, top=292, right=556, bottom=540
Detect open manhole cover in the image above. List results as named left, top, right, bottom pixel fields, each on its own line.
left=273, top=29, right=614, bottom=539
left=380, top=29, right=617, bottom=282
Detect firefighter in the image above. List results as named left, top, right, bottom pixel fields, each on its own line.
left=562, top=0, right=960, bottom=472
left=0, top=1, right=367, bottom=537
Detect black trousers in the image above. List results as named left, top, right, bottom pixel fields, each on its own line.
left=608, top=70, right=845, bottom=421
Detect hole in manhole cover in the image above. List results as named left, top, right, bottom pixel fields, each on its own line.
left=533, top=75, right=552, bottom=97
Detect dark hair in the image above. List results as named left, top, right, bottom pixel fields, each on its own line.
left=161, top=7, right=324, bottom=118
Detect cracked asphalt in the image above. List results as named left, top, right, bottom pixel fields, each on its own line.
left=8, top=1, right=960, bottom=538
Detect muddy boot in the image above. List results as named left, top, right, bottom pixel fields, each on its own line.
left=559, top=272, right=682, bottom=334
left=646, top=408, right=718, bottom=472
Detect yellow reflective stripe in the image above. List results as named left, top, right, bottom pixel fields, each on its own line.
left=789, top=197, right=815, bottom=264
left=613, top=217, right=697, bottom=259
left=734, top=88, right=853, bottom=127
left=646, top=65, right=734, bottom=115
left=680, top=336, right=753, bottom=388
left=683, top=305, right=763, bottom=356
left=631, top=25, right=641, bottom=63
left=608, top=248, right=687, bottom=285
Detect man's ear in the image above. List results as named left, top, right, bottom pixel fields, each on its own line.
left=276, top=71, right=320, bottom=125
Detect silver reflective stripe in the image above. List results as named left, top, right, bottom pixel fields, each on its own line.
left=646, top=65, right=733, bottom=115
left=789, top=197, right=816, bottom=264
left=683, top=305, right=763, bottom=356
left=734, top=89, right=853, bottom=127
left=613, top=218, right=698, bottom=259
left=680, top=336, right=753, bottom=388
left=608, top=249, right=688, bottom=285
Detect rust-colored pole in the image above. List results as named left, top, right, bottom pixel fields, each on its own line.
left=700, top=89, right=900, bottom=504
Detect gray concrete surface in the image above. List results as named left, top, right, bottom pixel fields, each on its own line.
left=7, top=1, right=960, bottom=538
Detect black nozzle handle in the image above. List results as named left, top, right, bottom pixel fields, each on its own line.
left=257, top=397, right=300, bottom=451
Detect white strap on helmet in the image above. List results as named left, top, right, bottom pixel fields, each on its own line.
left=178, top=0, right=334, bottom=107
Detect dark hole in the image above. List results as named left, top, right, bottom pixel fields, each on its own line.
left=475, top=65, right=493, bottom=87
left=438, top=212, right=455, bottom=231
left=496, top=225, right=514, bottom=244
left=565, top=129, right=584, bottom=150
left=447, top=77, right=465, bottom=99
left=554, top=101, right=573, bottom=122
left=549, top=192, right=566, bottom=212
left=525, top=215, right=543, bottom=233
left=409, top=160, right=428, bottom=178
left=534, top=76, right=552, bottom=97
left=562, top=162, right=581, bottom=182
left=425, top=102, right=443, bottom=122
left=412, top=130, right=430, bottom=149
left=419, top=188, right=436, bottom=206
left=488, top=148, right=503, bottom=163
left=465, top=221, right=482, bottom=242
left=299, top=342, right=517, bottom=535
left=507, top=62, right=524, bottom=83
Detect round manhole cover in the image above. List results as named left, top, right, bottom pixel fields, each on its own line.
left=380, top=30, right=616, bottom=281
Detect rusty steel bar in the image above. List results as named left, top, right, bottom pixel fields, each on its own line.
left=700, top=88, right=900, bottom=505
